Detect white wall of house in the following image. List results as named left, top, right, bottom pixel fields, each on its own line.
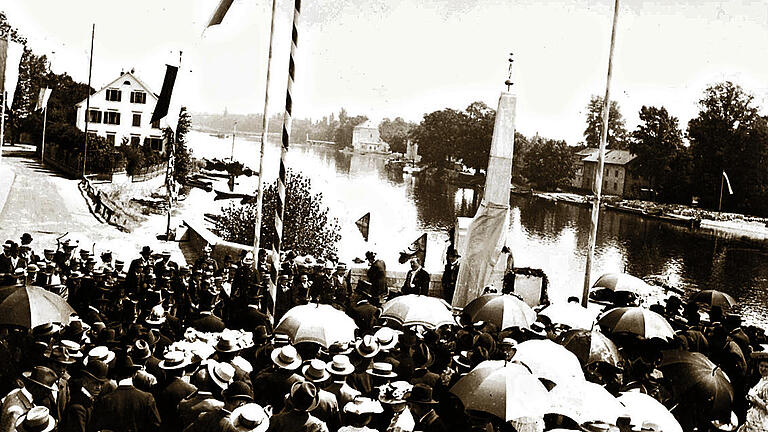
left=75, top=72, right=165, bottom=152
left=352, top=123, right=390, bottom=153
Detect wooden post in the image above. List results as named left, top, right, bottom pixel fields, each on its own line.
left=83, top=24, right=95, bottom=177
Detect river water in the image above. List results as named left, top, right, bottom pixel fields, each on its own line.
left=186, top=130, right=768, bottom=326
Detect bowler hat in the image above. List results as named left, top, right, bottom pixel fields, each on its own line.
left=81, top=359, right=109, bottom=383
left=48, top=346, right=76, bottom=365
left=32, top=322, right=61, bottom=339
left=405, top=383, right=438, bottom=404
left=289, top=381, right=320, bottom=412
left=223, top=381, right=254, bottom=402
left=140, top=246, right=152, bottom=255
left=23, top=366, right=57, bottom=391
left=215, top=335, right=241, bottom=353
left=129, top=340, right=152, bottom=361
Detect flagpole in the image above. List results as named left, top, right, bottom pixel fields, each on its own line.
left=0, top=90, right=5, bottom=166
left=718, top=171, right=724, bottom=213
left=41, top=107, right=47, bottom=165
left=582, top=0, right=620, bottom=307
left=82, top=24, right=95, bottom=178
left=252, top=0, right=278, bottom=270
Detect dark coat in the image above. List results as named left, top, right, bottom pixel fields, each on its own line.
left=366, top=259, right=388, bottom=301
left=189, top=313, right=226, bottom=333
left=238, top=306, right=273, bottom=333
left=402, top=268, right=430, bottom=296
left=157, top=377, right=197, bottom=432
left=415, top=409, right=448, bottom=432
left=185, top=408, right=237, bottom=432
left=60, top=387, right=94, bottom=432
left=92, top=384, right=161, bottom=432
left=348, top=301, right=379, bottom=334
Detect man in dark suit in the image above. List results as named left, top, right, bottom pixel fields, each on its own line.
left=441, top=249, right=460, bottom=303
left=156, top=352, right=197, bottom=432
left=189, top=304, right=226, bottom=333
left=365, top=251, right=388, bottom=304
left=60, top=360, right=108, bottom=432
left=402, top=257, right=430, bottom=296
left=406, top=384, right=447, bottom=432
left=92, top=355, right=161, bottom=432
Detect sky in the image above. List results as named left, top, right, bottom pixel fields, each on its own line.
left=4, top=0, right=768, bottom=145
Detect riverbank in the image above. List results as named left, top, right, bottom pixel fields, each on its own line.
left=514, top=189, right=768, bottom=242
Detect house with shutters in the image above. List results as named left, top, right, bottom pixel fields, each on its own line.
left=75, top=71, right=165, bottom=152
left=577, top=149, right=649, bottom=198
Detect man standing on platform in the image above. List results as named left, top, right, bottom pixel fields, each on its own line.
left=402, top=258, right=429, bottom=296
left=365, top=251, right=388, bottom=304
left=441, top=249, right=460, bottom=303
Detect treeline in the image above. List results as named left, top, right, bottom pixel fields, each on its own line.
left=410, top=81, right=768, bottom=217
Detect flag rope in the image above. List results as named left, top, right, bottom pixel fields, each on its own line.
left=271, top=0, right=302, bottom=319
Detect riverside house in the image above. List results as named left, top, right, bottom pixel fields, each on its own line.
left=352, top=121, right=391, bottom=153
left=75, top=70, right=165, bottom=152
left=578, top=149, right=648, bottom=198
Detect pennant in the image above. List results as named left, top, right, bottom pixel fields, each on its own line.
left=35, top=88, right=52, bottom=111
left=722, top=171, right=733, bottom=195
left=165, top=133, right=176, bottom=204
left=355, top=212, right=370, bottom=242
left=0, top=37, right=24, bottom=108
left=398, top=233, right=427, bottom=266
left=206, top=0, right=236, bottom=28
left=150, top=64, right=178, bottom=125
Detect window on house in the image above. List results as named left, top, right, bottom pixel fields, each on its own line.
left=106, top=89, right=121, bottom=102
left=130, top=91, right=146, bottom=104
left=130, top=135, right=141, bottom=146
left=132, top=113, right=141, bottom=127
left=151, top=119, right=160, bottom=129
left=614, top=182, right=618, bottom=190
left=106, top=134, right=116, bottom=146
left=104, top=111, right=121, bottom=125
left=148, top=137, right=163, bottom=151
left=88, top=109, right=102, bottom=123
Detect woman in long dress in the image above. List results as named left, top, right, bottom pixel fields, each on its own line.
left=740, top=356, right=768, bottom=432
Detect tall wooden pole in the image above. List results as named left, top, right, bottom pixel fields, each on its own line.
left=0, top=90, right=6, bottom=166
left=82, top=24, right=95, bottom=177
left=253, top=0, right=278, bottom=270
left=718, top=172, right=724, bottom=212
left=41, top=107, right=47, bottom=165
left=582, top=0, right=620, bottom=307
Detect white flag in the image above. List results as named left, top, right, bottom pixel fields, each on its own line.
left=35, top=87, right=52, bottom=111
left=0, top=37, right=24, bottom=108
left=722, top=171, right=733, bottom=195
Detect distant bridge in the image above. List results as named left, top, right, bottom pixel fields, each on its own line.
left=306, top=139, right=337, bottom=146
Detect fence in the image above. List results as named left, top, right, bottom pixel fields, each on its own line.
left=132, top=163, right=166, bottom=182
left=80, top=176, right=126, bottom=230
left=44, top=141, right=121, bottom=180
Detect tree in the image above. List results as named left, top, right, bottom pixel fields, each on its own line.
left=334, top=108, right=367, bottom=148
left=378, top=117, right=414, bottom=154
left=411, top=108, right=467, bottom=167
left=522, top=137, right=575, bottom=190
left=173, top=107, right=194, bottom=182
left=583, top=95, right=628, bottom=150
left=688, top=81, right=768, bottom=214
left=511, top=132, right=530, bottom=183
left=213, top=169, right=342, bottom=257
left=629, top=106, right=684, bottom=199
left=460, top=101, right=496, bottom=171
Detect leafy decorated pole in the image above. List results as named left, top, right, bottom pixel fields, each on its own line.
left=582, top=0, right=620, bottom=306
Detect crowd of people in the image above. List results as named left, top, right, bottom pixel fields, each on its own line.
left=0, top=232, right=766, bottom=432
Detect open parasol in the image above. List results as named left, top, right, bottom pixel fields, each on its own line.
left=275, top=303, right=357, bottom=348
left=597, top=307, right=675, bottom=340
left=462, top=294, right=536, bottom=330
left=556, top=329, right=622, bottom=368
left=660, top=350, right=733, bottom=420
left=548, top=379, right=624, bottom=424
left=617, top=392, right=683, bottom=432
left=512, top=339, right=585, bottom=385
left=450, top=360, right=550, bottom=421
left=688, top=290, right=737, bottom=310
left=381, top=294, right=454, bottom=328
left=0, top=285, right=75, bottom=328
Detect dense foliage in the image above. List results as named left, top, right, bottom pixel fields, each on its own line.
left=583, top=96, right=629, bottom=150
left=214, top=169, right=341, bottom=257
left=379, top=117, right=416, bottom=154
left=522, top=137, right=575, bottom=190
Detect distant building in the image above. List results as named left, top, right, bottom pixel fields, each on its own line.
left=571, top=148, right=599, bottom=189
left=352, top=121, right=390, bottom=153
left=578, top=149, right=648, bottom=198
left=405, top=139, right=421, bottom=162
left=75, top=71, right=165, bottom=152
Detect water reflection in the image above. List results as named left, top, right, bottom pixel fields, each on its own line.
left=187, top=131, right=768, bottom=326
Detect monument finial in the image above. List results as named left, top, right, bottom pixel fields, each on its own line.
left=505, top=52, right=514, bottom=91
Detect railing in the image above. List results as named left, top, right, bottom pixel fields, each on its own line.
left=131, top=163, right=166, bottom=182
left=80, top=176, right=124, bottom=229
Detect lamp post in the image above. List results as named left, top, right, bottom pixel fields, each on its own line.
left=230, top=121, right=237, bottom=160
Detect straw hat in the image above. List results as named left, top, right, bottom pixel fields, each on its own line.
left=84, top=346, right=115, bottom=366
left=159, top=351, right=191, bottom=370
left=366, top=362, right=397, bottom=378
left=60, top=340, right=83, bottom=359
left=302, top=359, right=331, bottom=383
left=145, top=305, right=166, bottom=326
left=374, top=327, right=399, bottom=351
left=48, top=346, right=76, bottom=365
left=231, top=403, right=270, bottom=432
left=15, top=406, right=55, bottom=432
left=355, top=335, right=380, bottom=358
left=207, top=360, right=236, bottom=390
left=378, top=381, right=413, bottom=405
left=326, top=355, right=355, bottom=376
left=343, top=396, right=383, bottom=415
left=270, top=345, right=302, bottom=370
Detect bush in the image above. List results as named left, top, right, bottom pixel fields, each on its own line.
left=213, top=169, right=341, bottom=257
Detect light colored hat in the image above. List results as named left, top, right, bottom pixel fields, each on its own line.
left=374, top=327, right=399, bottom=351
left=270, top=345, right=302, bottom=370
left=159, top=351, right=191, bottom=370
left=326, top=355, right=355, bottom=376
left=355, top=335, right=380, bottom=358
left=15, top=406, right=55, bottom=432
left=366, top=362, right=397, bottom=378
left=84, top=346, right=115, bottom=366
left=145, top=305, right=166, bottom=326
left=231, top=403, right=270, bottom=432
left=302, top=359, right=330, bottom=383
left=207, top=360, right=236, bottom=390
left=378, top=381, right=413, bottom=405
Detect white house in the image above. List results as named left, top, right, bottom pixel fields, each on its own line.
left=352, top=121, right=390, bottom=153
left=75, top=71, right=165, bottom=152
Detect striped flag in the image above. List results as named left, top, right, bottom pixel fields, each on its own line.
left=722, top=171, right=733, bottom=195
left=35, top=88, right=52, bottom=111
left=0, top=36, right=24, bottom=108
left=355, top=212, right=370, bottom=242
left=206, top=0, right=236, bottom=28
left=150, top=64, right=178, bottom=127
